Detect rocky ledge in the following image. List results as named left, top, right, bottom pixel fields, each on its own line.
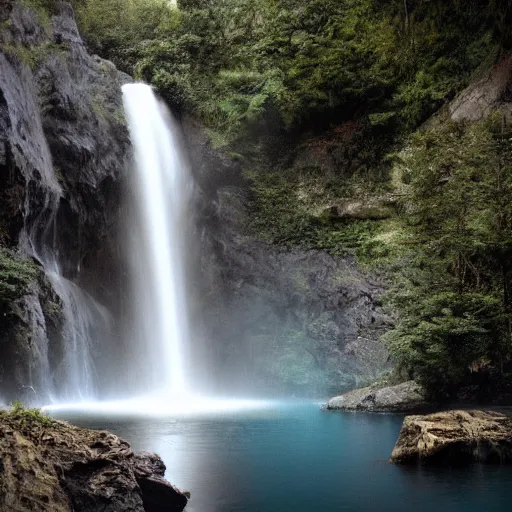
left=326, top=381, right=428, bottom=412
left=391, top=410, right=512, bottom=465
left=0, top=408, right=189, bottom=511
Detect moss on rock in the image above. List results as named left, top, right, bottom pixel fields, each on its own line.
left=0, top=405, right=189, bottom=511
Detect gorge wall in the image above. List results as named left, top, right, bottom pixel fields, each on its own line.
left=0, top=0, right=129, bottom=403
left=0, top=0, right=394, bottom=403
left=185, top=118, right=393, bottom=397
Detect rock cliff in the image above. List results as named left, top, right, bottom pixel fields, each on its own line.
left=183, top=117, right=393, bottom=396
left=0, top=0, right=130, bottom=402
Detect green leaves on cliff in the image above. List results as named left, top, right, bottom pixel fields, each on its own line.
left=0, top=250, right=37, bottom=305
left=73, top=0, right=178, bottom=63
left=9, top=400, right=54, bottom=427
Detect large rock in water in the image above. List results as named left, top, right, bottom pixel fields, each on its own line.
left=0, top=409, right=189, bottom=511
left=390, top=410, right=512, bottom=465
left=326, top=381, right=428, bottom=412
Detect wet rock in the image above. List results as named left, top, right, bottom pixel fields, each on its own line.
left=133, top=452, right=190, bottom=512
left=327, top=381, right=428, bottom=412
left=390, top=410, right=512, bottom=465
left=0, top=409, right=189, bottom=511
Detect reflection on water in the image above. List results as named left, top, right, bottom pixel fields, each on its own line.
left=52, top=403, right=512, bottom=512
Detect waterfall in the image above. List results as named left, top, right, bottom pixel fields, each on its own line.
left=16, top=110, right=108, bottom=403
left=43, top=84, right=269, bottom=414
left=19, top=191, right=108, bottom=402
left=122, top=84, right=193, bottom=396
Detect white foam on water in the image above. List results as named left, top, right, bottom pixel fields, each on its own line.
left=42, top=394, right=273, bottom=417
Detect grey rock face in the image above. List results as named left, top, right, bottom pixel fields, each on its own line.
left=0, top=1, right=130, bottom=402
left=449, top=54, right=512, bottom=122
left=183, top=119, right=393, bottom=397
left=327, top=381, right=428, bottom=412
left=0, top=271, right=63, bottom=402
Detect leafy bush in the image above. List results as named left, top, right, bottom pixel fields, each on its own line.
left=9, top=400, right=54, bottom=427
left=377, top=114, right=512, bottom=399
left=383, top=293, right=507, bottom=399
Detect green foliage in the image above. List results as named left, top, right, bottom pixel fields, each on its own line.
left=9, top=400, right=54, bottom=427
left=383, top=292, right=507, bottom=399
left=375, top=114, right=512, bottom=399
left=0, top=250, right=38, bottom=306
left=72, top=0, right=501, bottom=147
left=73, top=0, right=180, bottom=67
left=18, top=0, right=56, bottom=27
left=246, top=168, right=384, bottom=253
left=0, top=41, right=65, bottom=69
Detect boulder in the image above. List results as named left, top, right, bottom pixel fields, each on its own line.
left=0, top=409, right=189, bottom=511
left=390, top=410, right=512, bottom=465
left=326, top=381, right=428, bottom=412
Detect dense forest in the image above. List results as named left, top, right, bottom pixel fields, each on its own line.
left=12, top=0, right=512, bottom=401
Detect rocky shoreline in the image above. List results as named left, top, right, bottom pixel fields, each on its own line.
left=0, top=408, right=189, bottom=511
left=327, top=383, right=512, bottom=466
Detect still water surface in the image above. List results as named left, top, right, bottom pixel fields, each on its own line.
left=55, top=402, right=512, bottom=512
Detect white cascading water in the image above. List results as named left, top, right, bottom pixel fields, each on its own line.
left=16, top=100, right=108, bottom=403
left=122, top=83, right=192, bottom=396
left=20, top=191, right=109, bottom=403
left=45, top=83, right=270, bottom=415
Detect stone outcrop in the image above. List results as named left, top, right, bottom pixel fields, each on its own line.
left=0, top=409, right=189, bottom=511
left=328, top=196, right=396, bottom=221
left=390, top=410, right=512, bottom=465
left=326, top=381, right=428, bottom=412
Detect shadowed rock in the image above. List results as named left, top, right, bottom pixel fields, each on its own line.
left=449, top=54, right=512, bottom=122
left=0, top=409, right=189, bottom=511
left=182, top=117, right=393, bottom=396
left=390, top=410, right=512, bottom=465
